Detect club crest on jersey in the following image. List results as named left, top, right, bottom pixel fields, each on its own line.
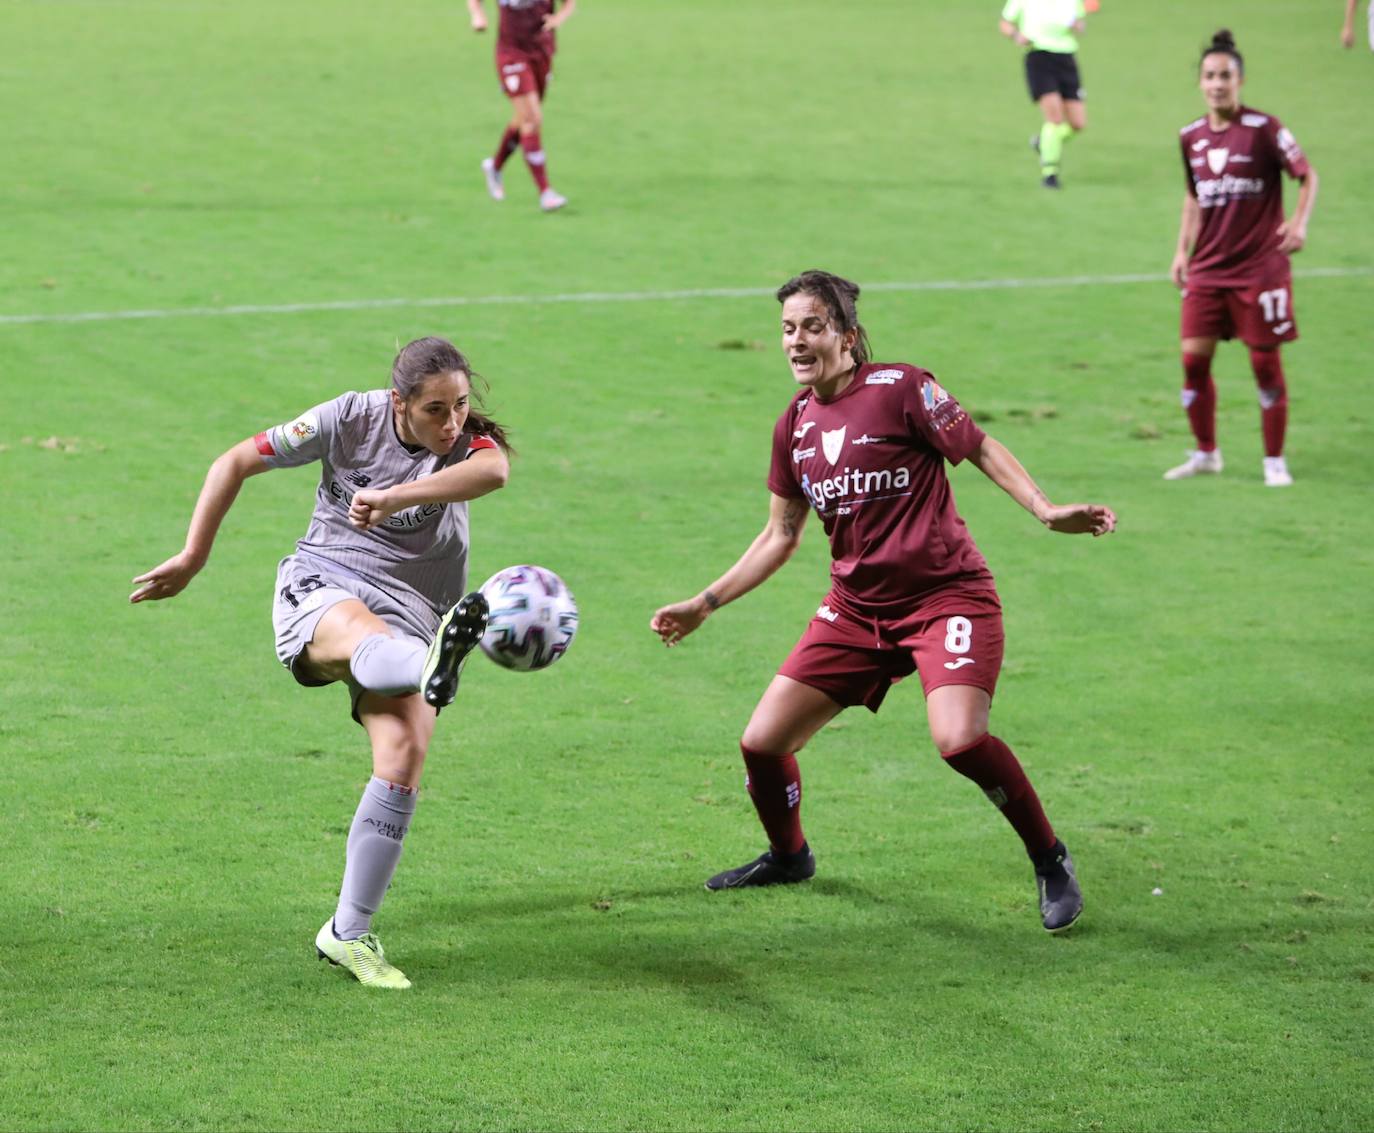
left=921, top=379, right=950, bottom=412
left=821, top=426, right=847, bottom=465
left=1206, top=148, right=1229, bottom=175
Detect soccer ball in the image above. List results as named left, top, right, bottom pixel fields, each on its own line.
left=477, top=564, right=579, bottom=672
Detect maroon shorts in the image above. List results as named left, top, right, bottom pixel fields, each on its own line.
left=778, top=589, right=1004, bottom=713
left=1180, top=265, right=1298, bottom=347
left=496, top=49, right=552, bottom=99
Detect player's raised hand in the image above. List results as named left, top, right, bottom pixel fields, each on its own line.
left=1041, top=503, right=1117, bottom=537
left=650, top=598, right=710, bottom=646
left=1276, top=219, right=1307, bottom=255
left=348, top=488, right=396, bottom=531
left=130, top=550, right=204, bottom=603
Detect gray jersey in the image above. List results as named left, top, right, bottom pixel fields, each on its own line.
left=255, top=390, right=498, bottom=621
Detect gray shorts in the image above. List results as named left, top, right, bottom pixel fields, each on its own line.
left=272, top=553, right=436, bottom=716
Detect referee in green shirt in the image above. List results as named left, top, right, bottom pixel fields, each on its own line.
left=1000, top=0, right=1090, bottom=188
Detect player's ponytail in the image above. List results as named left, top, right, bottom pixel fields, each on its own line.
left=1200, top=28, right=1243, bottom=75
left=391, top=336, right=514, bottom=452
left=775, top=269, right=873, bottom=368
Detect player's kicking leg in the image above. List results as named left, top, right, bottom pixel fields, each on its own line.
left=422, top=591, right=489, bottom=708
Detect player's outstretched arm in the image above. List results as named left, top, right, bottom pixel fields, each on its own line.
left=969, top=435, right=1117, bottom=537
left=650, top=494, right=809, bottom=647
left=1277, top=167, right=1319, bottom=255
left=468, top=0, right=487, bottom=33
left=130, top=438, right=271, bottom=603
left=1342, top=0, right=1357, bottom=47
left=347, top=447, right=509, bottom=531
left=544, top=0, right=576, bottom=32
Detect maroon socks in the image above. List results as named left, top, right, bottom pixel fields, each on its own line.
left=1181, top=352, right=1218, bottom=451
left=941, top=734, right=1056, bottom=858
left=493, top=125, right=520, bottom=171
left=739, top=743, right=805, bottom=856
left=520, top=129, right=550, bottom=192
left=739, top=734, right=1057, bottom=862
left=1249, top=347, right=1288, bottom=457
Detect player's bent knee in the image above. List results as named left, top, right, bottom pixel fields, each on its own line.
left=935, top=732, right=990, bottom=761
left=740, top=725, right=791, bottom=756
left=930, top=722, right=986, bottom=754
left=372, top=735, right=428, bottom=785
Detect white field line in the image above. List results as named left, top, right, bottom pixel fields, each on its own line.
left=0, top=266, right=1369, bottom=327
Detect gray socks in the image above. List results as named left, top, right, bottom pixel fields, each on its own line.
left=333, top=776, right=419, bottom=940
left=349, top=633, right=424, bottom=696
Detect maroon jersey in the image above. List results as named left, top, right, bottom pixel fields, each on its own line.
left=497, top=0, right=556, bottom=56
left=1179, top=106, right=1310, bottom=288
left=768, top=363, right=996, bottom=613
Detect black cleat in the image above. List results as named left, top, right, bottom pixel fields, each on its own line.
left=1041, top=173, right=1061, bottom=190
left=422, top=591, right=489, bottom=708
left=1034, top=841, right=1083, bottom=933
left=705, top=845, right=816, bottom=891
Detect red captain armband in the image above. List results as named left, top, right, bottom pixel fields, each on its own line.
left=466, top=435, right=499, bottom=454
left=254, top=432, right=275, bottom=456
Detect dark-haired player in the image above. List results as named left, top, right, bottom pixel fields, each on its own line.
left=650, top=270, right=1116, bottom=934
left=1167, top=29, right=1319, bottom=487
left=132, top=338, right=511, bottom=988
left=1000, top=0, right=1089, bottom=188
left=470, top=0, right=576, bottom=212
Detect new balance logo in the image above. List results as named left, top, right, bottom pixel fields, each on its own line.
left=346, top=471, right=373, bottom=487
left=943, top=657, right=975, bottom=670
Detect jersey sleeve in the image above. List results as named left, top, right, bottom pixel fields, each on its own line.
left=463, top=434, right=500, bottom=459
left=1001, top=0, right=1023, bottom=23
left=254, top=396, right=342, bottom=469
left=766, top=404, right=805, bottom=499
left=1180, top=134, right=1197, bottom=196
left=902, top=369, right=986, bottom=465
left=1266, top=116, right=1311, bottom=180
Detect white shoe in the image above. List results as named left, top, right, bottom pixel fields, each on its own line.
left=1263, top=456, right=1293, bottom=487
left=315, top=920, right=411, bottom=989
left=1163, top=449, right=1223, bottom=480
left=539, top=187, right=567, bottom=212
left=481, top=157, right=504, bottom=201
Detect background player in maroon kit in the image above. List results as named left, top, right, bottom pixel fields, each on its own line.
left=650, top=270, right=1116, bottom=934
left=1166, top=29, right=1319, bottom=487
left=470, top=0, right=575, bottom=212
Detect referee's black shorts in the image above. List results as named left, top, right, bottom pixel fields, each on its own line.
left=1024, top=49, right=1083, bottom=102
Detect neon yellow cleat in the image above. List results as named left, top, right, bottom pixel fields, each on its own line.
left=315, top=921, right=412, bottom=989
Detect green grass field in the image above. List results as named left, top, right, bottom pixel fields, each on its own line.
left=3, top=1, right=1372, bottom=1129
